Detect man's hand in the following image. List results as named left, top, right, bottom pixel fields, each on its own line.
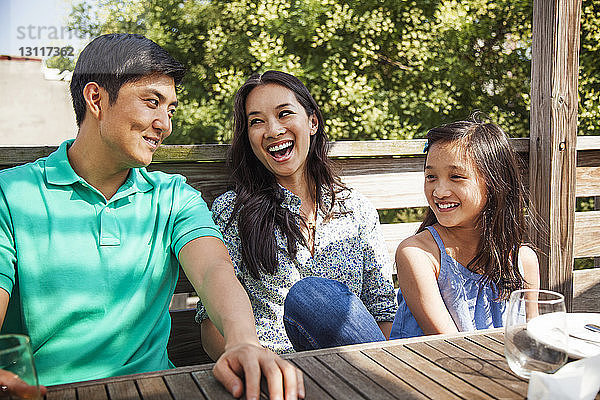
left=0, top=369, right=47, bottom=399
left=213, top=342, right=304, bottom=400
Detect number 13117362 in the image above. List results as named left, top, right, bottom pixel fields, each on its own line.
left=19, top=46, right=74, bottom=57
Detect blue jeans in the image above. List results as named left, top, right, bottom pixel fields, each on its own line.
left=283, top=277, right=386, bottom=351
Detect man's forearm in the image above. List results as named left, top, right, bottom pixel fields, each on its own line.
left=179, top=237, right=259, bottom=347
left=198, top=266, right=259, bottom=347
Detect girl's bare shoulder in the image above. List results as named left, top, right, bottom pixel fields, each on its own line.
left=395, top=229, right=440, bottom=273
left=518, top=245, right=540, bottom=289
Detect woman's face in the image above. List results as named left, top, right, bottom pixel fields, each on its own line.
left=245, top=83, right=318, bottom=187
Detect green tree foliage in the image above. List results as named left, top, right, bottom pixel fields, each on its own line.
left=68, top=0, right=597, bottom=144
left=580, top=0, right=600, bottom=136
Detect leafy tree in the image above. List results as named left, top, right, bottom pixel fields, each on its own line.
left=68, top=0, right=596, bottom=143
left=579, top=0, right=600, bottom=136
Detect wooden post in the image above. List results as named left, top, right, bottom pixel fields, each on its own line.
left=529, top=0, right=581, bottom=310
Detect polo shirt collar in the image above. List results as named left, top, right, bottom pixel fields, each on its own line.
left=45, top=139, right=153, bottom=195
left=45, top=139, right=80, bottom=186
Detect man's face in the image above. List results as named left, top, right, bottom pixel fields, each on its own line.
left=97, top=74, right=178, bottom=170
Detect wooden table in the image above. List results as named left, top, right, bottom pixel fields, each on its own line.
left=42, top=329, right=576, bottom=400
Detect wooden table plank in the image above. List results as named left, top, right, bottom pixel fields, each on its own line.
left=364, top=347, right=463, bottom=400
left=339, top=350, right=428, bottom=400
left=294, top=355, right=368, bottom=399
left=430, top=339, right=526, bottom=398
left=317, top=353, right=397, bottom=400
left=77, top=385, right=108, bottom=400
left=287, top=361, right=335, bottom=400
left=486, top=331, right=505, bottom=343
left=192, top=370, right=236, bottom=399
left=44, top=331, right=541, bottom=400
left=106, top=380, right=141, bottom=400
left=448, top=338, right=528, bottom=395
left=467, top=334, right=505, bottom=357
left=164, top=373, right=207, bottom=400
left=389, top=343, right=494, bottom=399
left=45, top=388, right=76, bottom=400
left=409, top=341, right=513, bottom=399
left=136, top=377, right=172, bottom=400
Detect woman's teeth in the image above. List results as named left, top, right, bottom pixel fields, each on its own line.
left=268, top=141, right=293, bottom=153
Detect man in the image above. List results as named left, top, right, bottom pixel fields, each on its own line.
left=0, top=33, right=303, bottom=400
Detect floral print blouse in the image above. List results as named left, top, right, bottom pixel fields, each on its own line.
left=196, top=186, right=397, bottom=354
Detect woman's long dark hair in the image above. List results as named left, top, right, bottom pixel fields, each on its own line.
left=418, top=121, right=529, bottom=299
left=224, top=70, right=346, bottom=279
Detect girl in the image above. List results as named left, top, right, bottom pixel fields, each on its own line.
left=197, top=71, right=396, bottom=357
left=390, top=121, right=540, bottom=339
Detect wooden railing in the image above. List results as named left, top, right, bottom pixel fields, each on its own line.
left=1, top=137, right=599, bottom=366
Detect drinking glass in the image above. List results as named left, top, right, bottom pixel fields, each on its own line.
left=0, top=334, right=41, bottom=399
left=504, top=289, right=568, bottom=379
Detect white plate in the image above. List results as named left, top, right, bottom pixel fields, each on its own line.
left=527, top=312, right=600, bottom=359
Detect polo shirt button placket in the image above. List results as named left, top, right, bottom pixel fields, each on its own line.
left=99, top=206, right=121, bottom=246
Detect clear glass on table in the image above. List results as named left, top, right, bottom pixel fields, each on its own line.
left=504, top=289, right=568, bottom=379
left=0, top=334, right=41, bottom=399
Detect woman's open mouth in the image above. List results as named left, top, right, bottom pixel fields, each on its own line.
left=436, top=202, right=459, bottom=211
left=267, top=140, right=294, bottom=161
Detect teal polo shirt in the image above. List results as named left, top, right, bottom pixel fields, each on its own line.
left=0, top=140, right=223, bottom=386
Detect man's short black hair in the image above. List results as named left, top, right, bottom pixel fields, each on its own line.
left=70, top=33, right=186, bottom=126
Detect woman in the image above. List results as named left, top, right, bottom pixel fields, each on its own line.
left=196, top=71, right=396, bottom=358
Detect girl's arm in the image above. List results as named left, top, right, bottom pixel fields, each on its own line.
left=396, top=237, right=459, bottom=335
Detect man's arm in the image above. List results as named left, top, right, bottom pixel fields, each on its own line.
left=178, top=236, right=304, bottom=400
left=0, top=289, right=8, bottom=326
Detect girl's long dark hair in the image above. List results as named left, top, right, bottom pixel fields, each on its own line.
left=224, top=70, right=346, bottom=279
left=418, top=121, right=529, bottom=299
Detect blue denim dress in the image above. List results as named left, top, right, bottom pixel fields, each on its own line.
left=390, top=226, right=506, bottom=339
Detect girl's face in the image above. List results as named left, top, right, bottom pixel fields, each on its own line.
left=424, top=141, right=488, bottom=230
left=245, top=83, right=318, bottom=186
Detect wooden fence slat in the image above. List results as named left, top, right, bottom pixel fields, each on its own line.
left=381, top=223, right=422, bottom=257
left=574, top=211, right=600, bottom=258
left=341, top=172, right=427, bottom=209
left=168, top=309, right=212, bottom=366
left=573, top=269, right=600, bottom=312
left=576, top=167, right=600, bottom=196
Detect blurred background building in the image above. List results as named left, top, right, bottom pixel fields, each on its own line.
left=0, top=56, right=76, bottom=145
